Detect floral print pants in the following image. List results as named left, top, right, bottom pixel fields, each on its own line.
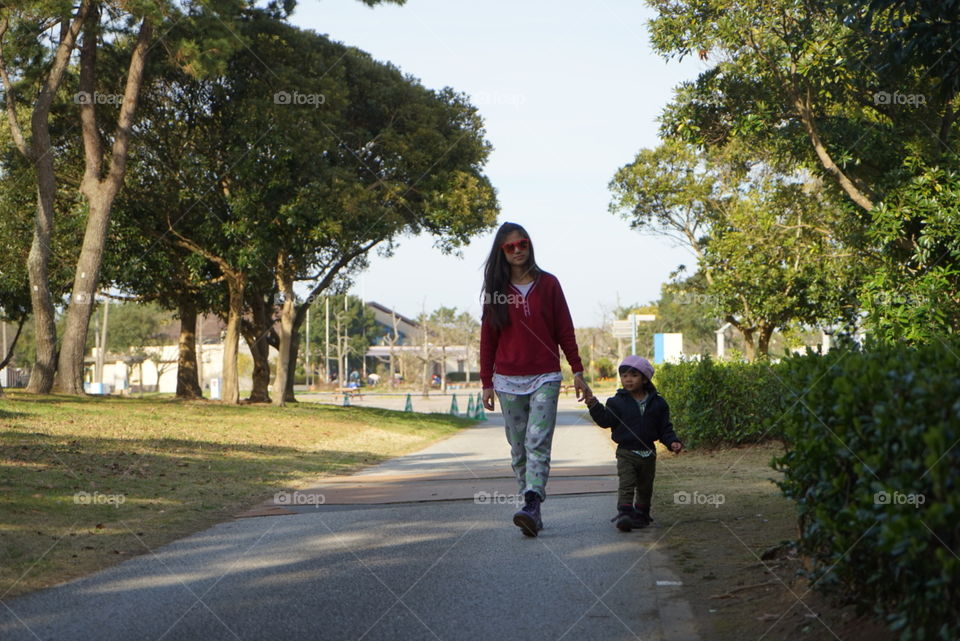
left=496, top=381, right=561, bottom=501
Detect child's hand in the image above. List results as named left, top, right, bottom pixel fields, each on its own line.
left=582, top=388, right=596, bottom=406
left=670, top=441, right=683, bottom=455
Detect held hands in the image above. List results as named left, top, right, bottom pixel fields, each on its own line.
left=574, top=374, right=594, bottom=405
left=581, top=386, right=597, bottom=407
left=670, top=441, right=683, bottom=455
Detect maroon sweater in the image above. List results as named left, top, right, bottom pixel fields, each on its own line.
left=480, top=272, right=584, bottom=389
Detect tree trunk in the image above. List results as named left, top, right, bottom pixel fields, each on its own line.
left=757, top=324, right=775, bottom=359
left=222, top=274, right=244, bottom=404
left=740, top=327, right=756, bottom=362
left=244, top=334, right=271, bottom=402
left=5, top=1, right=92, bottom=394
left=25, top=191, right=58, bottom=393
left=176, top=302, right=202, bottom=399
left=55, top=16, right=153, bottom=394
left=54, top=195, right=114, bottom=392
left=242, top=295, right=271, bottom=404
left=272, top=268, right=296, bottom=407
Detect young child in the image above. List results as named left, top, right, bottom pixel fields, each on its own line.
left=584, top=355, right=682, bottom=531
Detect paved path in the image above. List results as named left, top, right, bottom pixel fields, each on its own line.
left=0, top=409, right=700, bottom=641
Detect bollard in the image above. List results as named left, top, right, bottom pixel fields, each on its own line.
left=474, top=392, right=486, bottom=420
left=449, top=394, right=459, bottom=416
left=404, top=393, right=413, bottom=412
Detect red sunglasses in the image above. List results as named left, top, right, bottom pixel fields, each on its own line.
left=501, top=239, right=530, bottom=254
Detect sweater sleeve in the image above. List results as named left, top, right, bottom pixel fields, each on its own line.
left=588, top=398, right=620, bottom=429
left=479, top=309, right=498, bottom=389
left=550, top=276, right=583, bottom=374
left=657, top=402, right=681, bottom=447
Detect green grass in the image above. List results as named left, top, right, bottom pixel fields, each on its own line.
left=0, top=393, right=473, bottom=599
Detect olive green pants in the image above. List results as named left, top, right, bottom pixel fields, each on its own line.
left=615, top=446, right=657, bottom=507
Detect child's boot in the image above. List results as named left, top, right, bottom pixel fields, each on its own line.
left=513, top=490, right=542, bottom=537
left=632, top=504, right=652, bottom=528
left=611, top=504, right=635, bottom=532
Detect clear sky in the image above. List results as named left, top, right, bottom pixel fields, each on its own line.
left=288, top=0, right=708, bottom=327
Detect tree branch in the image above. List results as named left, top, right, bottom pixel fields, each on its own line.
left=0, top=17, right=29, bottom=157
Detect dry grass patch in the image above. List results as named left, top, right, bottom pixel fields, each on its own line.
left=0, top=393, right=472, bottom=599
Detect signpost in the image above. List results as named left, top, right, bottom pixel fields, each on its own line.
left=611, top=314, right=656, bottom=354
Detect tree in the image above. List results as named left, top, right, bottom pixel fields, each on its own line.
left=610, top=140, right=857, bottom=358
left=645, top=0, right=960, bottom=342
left=111, top=13, right=496, bottom=405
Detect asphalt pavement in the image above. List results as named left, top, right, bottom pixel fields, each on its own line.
left=0, top=408, right=701, bottom=641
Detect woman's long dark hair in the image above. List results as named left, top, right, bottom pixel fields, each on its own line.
left=482, top=222, right=540, bottom=330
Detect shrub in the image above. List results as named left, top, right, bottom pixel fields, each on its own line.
left=655, top=356, right=784, bottom=447
left=774, top=342, right=959, bottom=640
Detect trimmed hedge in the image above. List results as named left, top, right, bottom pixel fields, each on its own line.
left=774, top=343, right=959, bottom=640
left=655, top=356, right=785, bottom=447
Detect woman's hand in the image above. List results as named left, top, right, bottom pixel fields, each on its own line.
left=573, top=374, right=591, bottom=402
left=482, top=388, right=495, bottom=411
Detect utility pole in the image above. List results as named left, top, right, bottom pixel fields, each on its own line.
left=97, top=298, right=110, bottom=384
left=305, top=305, right=311, bottom=388
left=324, top=296, right=330, bottom=383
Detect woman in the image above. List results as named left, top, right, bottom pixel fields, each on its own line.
left=480, top=222, right=590, bottom=537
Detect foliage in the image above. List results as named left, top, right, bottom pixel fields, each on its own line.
left=655, top=356, right=786, bottom=447
left=643, top=0, right=960, bottom=343
left=861, top=155, right=960, bottom=342
left=774, top=342, right=960, bottom=640
left=610, top=140, right=858, bottom=358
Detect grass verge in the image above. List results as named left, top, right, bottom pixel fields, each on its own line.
left=652, top=444, right=893, bottom=641
left=0, top=393, right=473, bottom=599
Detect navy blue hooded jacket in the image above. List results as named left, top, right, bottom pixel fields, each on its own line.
left=588, top=386, right=681, bottom=453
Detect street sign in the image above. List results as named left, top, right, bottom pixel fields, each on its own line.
left=611, top=314, right=656, bottom=353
